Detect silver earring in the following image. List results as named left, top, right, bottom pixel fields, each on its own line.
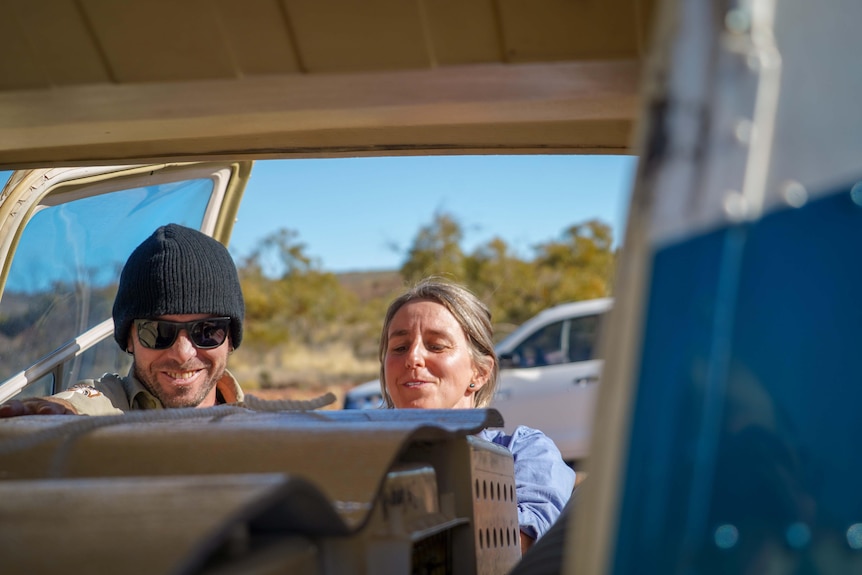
left=469, top=383, right=476, bottom=388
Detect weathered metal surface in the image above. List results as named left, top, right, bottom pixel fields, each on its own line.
left=0, top=408, right=516, bottom=574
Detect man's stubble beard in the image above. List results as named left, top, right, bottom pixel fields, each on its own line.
left=132, top=358, right=226, bottom=408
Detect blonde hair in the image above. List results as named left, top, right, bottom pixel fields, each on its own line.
left=379, top=277, right=498, bottom=408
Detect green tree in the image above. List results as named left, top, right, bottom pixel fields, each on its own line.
left=533, top=219, right=616, bottom=303
left=236, top=217, right=617, bottom=386
left=398, top=212, right=616, bottom=340
left=463, top=237, right=541, bottom=331
left=238, top=228, right=358, bottom=348
left=400, top=211, right=465, bottom=283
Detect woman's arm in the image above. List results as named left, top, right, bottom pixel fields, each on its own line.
left=480, top=426, right=576, bottom=544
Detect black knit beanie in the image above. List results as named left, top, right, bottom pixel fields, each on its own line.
left=113, top=224, right=245, bottom=351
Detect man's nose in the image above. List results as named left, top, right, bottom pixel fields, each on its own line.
left=167, top=329, right=197, bottom=360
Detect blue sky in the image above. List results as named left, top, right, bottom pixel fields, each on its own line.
left=229, top=155, right=637, bottom=273
left=0, top=155, right=637, bottom=275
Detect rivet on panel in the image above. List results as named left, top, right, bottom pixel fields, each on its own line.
left=734, top=119, right=753, bottom=145
left=746, top=53, right=762, bottom=72
left=724, top=190, right=748, bottom=221
left=781, top=180, right=808, bottom=208
left=785, top=522, right=811, bottom=549
left=847, top=523, right=862, bottom=549
left=725, top=9, right=751, bottom=34
left=714, top=524, right=739, bottom=549
left=850, top=182, right=862, bottom=206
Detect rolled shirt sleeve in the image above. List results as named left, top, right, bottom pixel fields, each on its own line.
left=52, top=377, right=130, bottom=415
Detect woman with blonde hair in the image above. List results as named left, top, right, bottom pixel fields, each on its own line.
left=378, top=277, right=575, bottom=553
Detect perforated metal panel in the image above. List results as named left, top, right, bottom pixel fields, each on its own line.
left=468, top=437, right=522, bottom=575
left=0, top=408, right=523, bottom=574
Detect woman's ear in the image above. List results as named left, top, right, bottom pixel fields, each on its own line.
left=471, top=358, right=494, bottom=390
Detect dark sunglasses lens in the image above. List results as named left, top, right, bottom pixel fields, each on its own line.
left=136, top=318, right=229, bottom=350
left=137, top=320, right=179, bottom=350
left=189, top=319, right=230, bottom=349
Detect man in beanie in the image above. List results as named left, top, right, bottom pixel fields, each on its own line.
left=0, top=224, right=245, bottom=416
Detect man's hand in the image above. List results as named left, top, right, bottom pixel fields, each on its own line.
left=0, top=398, right=78, bottom=417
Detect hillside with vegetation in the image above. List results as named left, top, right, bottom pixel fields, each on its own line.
left=230, top=211, right=617, bottom=402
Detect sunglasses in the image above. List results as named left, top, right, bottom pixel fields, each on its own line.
left=134, top=317, right=231, bottom=350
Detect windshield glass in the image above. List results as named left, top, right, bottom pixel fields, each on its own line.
left=0, top=177, right=214, bottom=385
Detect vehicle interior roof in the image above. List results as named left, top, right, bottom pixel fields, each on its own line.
left=0, top=0, right=655, bottom=169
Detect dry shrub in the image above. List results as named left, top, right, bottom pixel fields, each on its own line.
left=231, top=342, right=378, bottom=391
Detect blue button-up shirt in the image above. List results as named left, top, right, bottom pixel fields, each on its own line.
left=479, top=425, right=576, bottom=540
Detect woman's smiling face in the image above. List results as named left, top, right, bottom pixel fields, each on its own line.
left=383, top=299, right=484, bottom=409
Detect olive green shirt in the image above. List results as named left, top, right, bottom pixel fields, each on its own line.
left=52, top=367, right=244, bottom=415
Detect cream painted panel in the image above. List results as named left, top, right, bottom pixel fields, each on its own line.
left=8, top=0, right=110, bottom=86
left=283, top=0, right=432, bottom=72
left=499, top=0, right=640, bottom=61
left=216, top=0, right=302, bottom=75
left=0, top=0, right=50, bottom=90
left=82, top=0, right=238, bottom=82
left=0, top=62, right=639, bottom=167
left=422, top=0, right=502, bottom=65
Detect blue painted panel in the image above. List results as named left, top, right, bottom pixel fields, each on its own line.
left=612, top=180, right=862, bottom=574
